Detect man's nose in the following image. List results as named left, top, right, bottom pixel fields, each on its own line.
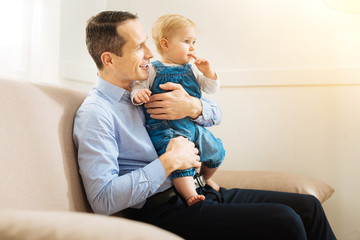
left=145, top=45, right=154, bottom=59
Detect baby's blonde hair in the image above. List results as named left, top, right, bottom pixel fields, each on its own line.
left=152, top=14, right=196, bottom=54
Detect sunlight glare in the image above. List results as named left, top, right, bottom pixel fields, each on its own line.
left=0, top=0, right=24, bottom=48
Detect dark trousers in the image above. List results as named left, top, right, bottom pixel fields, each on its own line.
left=129, top=186, right=336, bottom=240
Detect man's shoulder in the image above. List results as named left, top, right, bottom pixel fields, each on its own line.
left=76, top=89, right=113, bottom=119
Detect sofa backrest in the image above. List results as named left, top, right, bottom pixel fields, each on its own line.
left=0, top=78, right=91, bottom=213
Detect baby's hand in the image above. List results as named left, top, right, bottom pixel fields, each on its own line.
left=188, top=53, right=217, bottom=80
left=134, top=89, right=152, bottom=104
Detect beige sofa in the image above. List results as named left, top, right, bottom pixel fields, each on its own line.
left=0, top=78, right=335, bottom=240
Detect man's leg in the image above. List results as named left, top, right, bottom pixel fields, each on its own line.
left=218, top=187, right=337, bottom=240
left=136, top=186, right=336, bottom=240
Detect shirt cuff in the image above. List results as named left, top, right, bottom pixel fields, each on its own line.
left=193, top=99, right=212, bottom=124
left=142, top=158, right=167, bottom=193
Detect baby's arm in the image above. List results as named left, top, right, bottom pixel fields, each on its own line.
left=189, top=54, right=220, bottom=94
left=188, top=53, right=217, bottom=80
left=130, top=64, right=156, bottom=105
left=130, top=80, right=150, bottom=105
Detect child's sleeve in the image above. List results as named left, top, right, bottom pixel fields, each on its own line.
left=192, top=65, right=220, bottom=94
left=130, top=64, right=156, bottom=105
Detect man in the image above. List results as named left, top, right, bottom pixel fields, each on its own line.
left=73, top=11, right=336, bottom=239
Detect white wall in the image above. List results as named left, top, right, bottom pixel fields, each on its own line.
left=207, top=85, right=360, bottom=239
left=59, top=0, right=106, bottom=88
left=59, top=0, right=360, bottom=239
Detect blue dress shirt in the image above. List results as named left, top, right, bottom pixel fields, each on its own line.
left=73, top=76, right=222, bottom=215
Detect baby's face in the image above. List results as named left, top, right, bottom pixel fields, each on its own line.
left=164, top=26, right=197, bottom=65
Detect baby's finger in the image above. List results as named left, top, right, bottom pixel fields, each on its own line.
left=143, top=93, right=151, bottom=102
left=196, top=58, right=206, bottom=64
left=138, top=94, right=147, bottom=103
left=188, top=53, right=198, bottom=60
left=145, top=89, right=152, bottom=97
left=134, top=95, right=143, bottom=104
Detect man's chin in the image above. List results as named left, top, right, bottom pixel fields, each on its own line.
left=136, top=75, right=149, bottom=81
left=135, top=68, right=149, bottom=81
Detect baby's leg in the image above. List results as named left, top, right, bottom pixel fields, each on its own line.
left=195, top=126, right=225, bottom=192
left=173, top=176, right=205, bottom=206
left=200, top=165, right=220, bottom=192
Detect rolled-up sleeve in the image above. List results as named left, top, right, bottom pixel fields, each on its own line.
left=193, top=97, right=223, bottom=127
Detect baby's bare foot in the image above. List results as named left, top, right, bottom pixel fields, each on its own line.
left=206, top=179, right=220, bottom=192
left=187, top=195, right=205, bottom=206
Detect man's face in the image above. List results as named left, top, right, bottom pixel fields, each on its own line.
left=112, top=20, right=153, bottom=84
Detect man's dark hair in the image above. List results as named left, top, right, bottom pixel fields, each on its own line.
left=86, top=11, right=138, bottom=69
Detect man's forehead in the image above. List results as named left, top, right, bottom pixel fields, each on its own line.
left=117, top=19, right=147, bottom=45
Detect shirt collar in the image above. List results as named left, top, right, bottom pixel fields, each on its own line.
left=95, top=75, right=128, bottom=102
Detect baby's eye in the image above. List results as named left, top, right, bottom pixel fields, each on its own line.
left=184, top=40, right=189, bottom=44
left=192, top=41, right=196, bottom=45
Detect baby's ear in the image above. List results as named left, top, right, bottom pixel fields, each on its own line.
left=159, top=38, right=169, bottom=51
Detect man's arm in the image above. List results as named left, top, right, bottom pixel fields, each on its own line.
left=144, top=82, right=222, bottom=126
left=193, top=97, right=222, bottom=127
left=73, top=104, right=200, bottom=215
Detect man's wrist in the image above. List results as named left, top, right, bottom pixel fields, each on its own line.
left=158, top=152, right=176, bottom=177
left=189, top=97, right=203, bottom=119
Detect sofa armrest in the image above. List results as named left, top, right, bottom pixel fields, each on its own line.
left=0, top=209, right=182, bottom=240
left=213, top=170, right=334, bottom=203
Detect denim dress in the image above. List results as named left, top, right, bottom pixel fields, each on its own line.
left=144, top=60, right=225, bottom=179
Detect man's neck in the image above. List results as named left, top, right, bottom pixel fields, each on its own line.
left=98, top=71, right=131, bottom=91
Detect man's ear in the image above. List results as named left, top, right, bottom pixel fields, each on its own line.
left=101, top=52, right=113, bottom=67
left=159, top=38, right=169, bottom=52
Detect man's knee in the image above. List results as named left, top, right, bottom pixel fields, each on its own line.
left=303, top=194, right=322, bottom=209
left=274, top=205, right=307, bottom=239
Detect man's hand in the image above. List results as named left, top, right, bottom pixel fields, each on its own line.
left=144, top=82, right=202, bottom=120
left=159, top=136, right=201, bottom=176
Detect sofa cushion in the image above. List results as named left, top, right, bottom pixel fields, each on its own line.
left=0, top=78, right=90, bottom=212
left=213, top=170, right=334, bottom=203
left=0, top=209, right=182, bottom=240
